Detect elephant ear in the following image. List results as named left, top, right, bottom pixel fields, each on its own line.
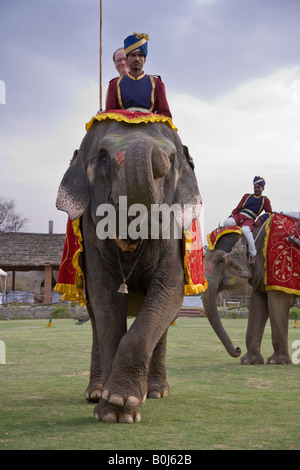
left=223, top=238, right=251, bottom=278
left=56, top=150, right=90, bottom=220
left=183, top=145, right=195, bottom=171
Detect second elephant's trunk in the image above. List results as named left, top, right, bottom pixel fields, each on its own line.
left=202, top=285, right=241, bottom=358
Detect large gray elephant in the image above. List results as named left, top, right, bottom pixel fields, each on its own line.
left=202, top=218, right=298, bottom=365
left=56, top=116, right=202, bottom=422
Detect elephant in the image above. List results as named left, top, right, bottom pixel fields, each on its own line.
left=202, top=218, right=298, bottom=365
left=56, top=116, right=202, bottom=422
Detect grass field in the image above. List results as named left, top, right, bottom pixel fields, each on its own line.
left=0, top=317, right=299, bottom=450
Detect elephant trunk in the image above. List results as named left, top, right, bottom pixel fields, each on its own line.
left=202, top=286, right=241, bottom=358
left=125, top=136, right=172, bottom=208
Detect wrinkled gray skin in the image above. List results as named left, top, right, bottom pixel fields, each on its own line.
left=202, top=224, right=297, bottom=364
left=56, top=119, right=202, bottom=422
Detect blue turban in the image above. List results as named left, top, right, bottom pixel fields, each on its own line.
left=124, top=33, right=149, bottom=57
left=253, top=176, right=266, bottom=187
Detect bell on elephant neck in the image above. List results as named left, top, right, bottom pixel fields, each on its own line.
left=118, top=281, right=129, bottom=294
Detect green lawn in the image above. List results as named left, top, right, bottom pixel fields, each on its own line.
left=0, top=317, right=299, bottom=450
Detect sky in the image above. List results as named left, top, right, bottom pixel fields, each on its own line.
left=1, top=0, right=300, bottom=243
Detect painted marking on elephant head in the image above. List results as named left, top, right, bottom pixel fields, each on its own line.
left=98, top=133, right=128, bottom=167
left=115, top=151, right=125, bottom=167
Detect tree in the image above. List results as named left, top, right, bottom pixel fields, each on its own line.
left=0, top=197, right=28, bottom=232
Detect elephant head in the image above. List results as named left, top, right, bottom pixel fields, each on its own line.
left=202, top=233, right=252, bottom=357
left=56, top=120, right=202, bottom=244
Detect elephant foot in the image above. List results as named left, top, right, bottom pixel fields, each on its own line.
left=147, top=379, right=170, bottom=399
left=85, top=379, right=102, bottom=403
left=101, top=371, right=148, bottom=410
left=94, top=398, right=141, bottom=423
left=102, top=387, right=147, bottom=407
left=240, top=351, right=264, bottom=365
left=267, top=353, right=292, bottom=365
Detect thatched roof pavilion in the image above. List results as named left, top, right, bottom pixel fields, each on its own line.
left=0, top=228, right=65, bottom=303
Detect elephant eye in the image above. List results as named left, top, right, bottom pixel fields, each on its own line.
left=169, top=152, right=175, bottom=164
left=98, top=149, right=111, bottom=173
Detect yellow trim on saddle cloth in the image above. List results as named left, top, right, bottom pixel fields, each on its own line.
left=85, top=111, right=178, bottom=132
left=54, top=219, right=87, bottom=306
left=207, top=227, right=243, bottom=251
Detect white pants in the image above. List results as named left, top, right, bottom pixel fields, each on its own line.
left=223, top=217, right=257, bottom=256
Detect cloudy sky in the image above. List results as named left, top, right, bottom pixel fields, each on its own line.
left=1, top=0, right=300, bottom=241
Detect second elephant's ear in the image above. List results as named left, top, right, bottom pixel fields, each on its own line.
left=223, top=238, right=252, bottom=278
left=56, top=151, right=90, bottom=220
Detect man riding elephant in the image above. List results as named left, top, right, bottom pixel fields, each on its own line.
left=223, top=176, right=272, bottom=263
left=105, top=33, right=172, bottom=118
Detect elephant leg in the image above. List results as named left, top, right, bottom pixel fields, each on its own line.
left=100, top=283, right=182, bottom=411
left=99, top=247, right=184, bottom=421
left=84, top=303, right=102, bottom=402
left=85, top=279, right=131, bottom=421
left=267, top=291, right=294, bottom=364
left=241, top=289, right=268, bottom=364
left=147, top=328, right=170, bottom=399
left=88, top=282, right=133, bottom=422
left=82, top=226, right=134, bottom=422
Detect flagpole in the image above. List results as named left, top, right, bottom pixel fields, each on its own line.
left=99, top=0, right=103, bottom=111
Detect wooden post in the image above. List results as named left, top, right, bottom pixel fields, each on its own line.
left=44, top=265, right=53, bottom=304
left=12, top=270, right=15, bottom=291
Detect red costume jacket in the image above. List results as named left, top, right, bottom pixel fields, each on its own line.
left=231, top=193, right=272, bottom=229
left=105, top=72, right=172, bottom=119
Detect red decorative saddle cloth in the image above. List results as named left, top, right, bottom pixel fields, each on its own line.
left=264, top=213, right=300, bottom=295
left=55, top=217, right=207, bottom=304
left=54, top=219, right=86, bottom=306
left=183, top=218, right=207, bottom=295
left=207, top=226, right=242, bottom=250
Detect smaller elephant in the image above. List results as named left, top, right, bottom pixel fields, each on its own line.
left=203, top=213, right=299, bottom=365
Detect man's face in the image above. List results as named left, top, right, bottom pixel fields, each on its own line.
left=127, top=50, right=146, bottom=74
left=114, top=49, right=129, bottom=76
left=254, top=183, right=264, bottom=196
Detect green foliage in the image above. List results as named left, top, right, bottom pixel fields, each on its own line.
left=50, top=305, right=72, bottom=319
left=0, top=318, right=299, bottom=450
left=289, top=307, right=300, bottom=320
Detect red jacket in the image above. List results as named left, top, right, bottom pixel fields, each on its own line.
left=231, top=193, right=272, bottom=228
